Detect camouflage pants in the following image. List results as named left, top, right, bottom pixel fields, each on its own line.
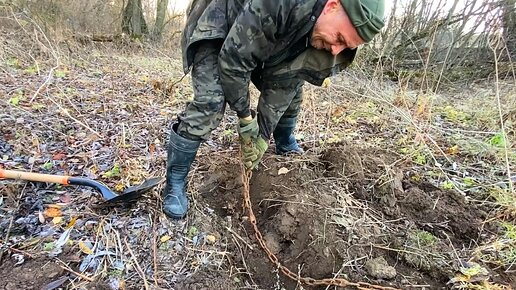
left=178, top=41, right=304, bottom=141
left=177, top=41, right=226, bottom=141
left=253, top=68, right=304, bottom=139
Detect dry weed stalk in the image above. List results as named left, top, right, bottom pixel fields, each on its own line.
left=489, top=34, right=515, bottom=195
left=56, top=260, right=94, bottom=282
left=6, top=6, right=60, bottom=100
left=125, top=238, right=150, bottom=290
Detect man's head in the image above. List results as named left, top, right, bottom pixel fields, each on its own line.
left=311, top=0, right=385, bottom=56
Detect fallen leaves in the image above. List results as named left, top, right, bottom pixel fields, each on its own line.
left=115, top=183, right=125, bottom=192
left=43, top=207, right=62, bottom=218
left=331, top=107, right=346, bottom=118
left=42, top=276, right=69, bottom=290
left=12, top=253, right=25, bottom=265
left=52, top=216, right=63, bottom=225
left=1, top=48, right=238, bottom=290
left=187, top=226, right=199, bottom=239
left=41, top=207, right=76, bottom=226
left=52, top=152, right=66, bottom=160
left=448, top=262, right=490, bottom=285
left=322, top=78, right=331, bottom=88
left=103, top=164, right=121, bottom=178
left=49, top=228, right=72, bottom=256
left=206, top=235, right=217, bottom=244
left=278, top=167, right=289, bottom=175
left=54, top=68, right=68, bottom=78
left=59, top=194, right=71, bottom=204
left=65, top=217, right=77, bottom=229
left=38, top=211, right=45, bottom=223
left=448, top=145, right=460, bottom=155
left=160, top=235, right=171, bottom=243
left=41, top=161, right=53, bottom=170
left=79, top=241, right=94, bottom=255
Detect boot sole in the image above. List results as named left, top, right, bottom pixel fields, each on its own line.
left=165, top=211, right=187, bottom=219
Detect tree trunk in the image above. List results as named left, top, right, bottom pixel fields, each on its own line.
left=501, top=0, right=516, bottom=58
left=122, top=0, right=148, bottom=38
left=151, top=0, right=169, bottom=41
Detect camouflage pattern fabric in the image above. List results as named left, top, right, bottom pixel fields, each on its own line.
left=177, top=40, right=304, bottom=141
left=252, top=67, right=304, bottom=140
left=177, top=41, right=226, bottom=141
left=182, top=0, right=356, bottom=116
left=178, top=0, right=357, bottom=140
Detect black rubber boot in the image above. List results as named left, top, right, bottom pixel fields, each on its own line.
left=273, top=116, right=304, bottom=155
left=163, top=123, right=201, bottom=219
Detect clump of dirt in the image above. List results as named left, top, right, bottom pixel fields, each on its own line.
left=0, top=254, right=66, bottom=290
left=0, top=248, right=113, bottom=290
left=199, top=143, right=498, bottom=289
left=319, top=144, right=493, bottom=282
left=245, top=167, right=346, bottom=284
left=174, top=267, right=239, bottom=290
left=321, top=145, right=487, bottom=244
left=198, top=157, right=348, bottom=289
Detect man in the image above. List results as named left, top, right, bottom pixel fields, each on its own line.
left=164, top=0, right=385, bottom=219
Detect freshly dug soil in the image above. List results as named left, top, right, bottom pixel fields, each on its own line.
left=200, top=143, right=498, bottom=289
left=0, top=254, right=66, bottom=290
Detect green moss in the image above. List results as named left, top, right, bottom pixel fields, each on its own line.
left=410, top=230, right=438, bottom=247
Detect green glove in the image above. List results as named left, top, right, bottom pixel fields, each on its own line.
left=238, top=117, right=268, bottom=170
left=242, top=135, right=268, bottom=170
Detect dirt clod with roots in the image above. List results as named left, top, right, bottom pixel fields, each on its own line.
left=199, top=143, right=503, bottom=289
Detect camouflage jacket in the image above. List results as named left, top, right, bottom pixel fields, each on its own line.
left=182, top=0, right=356, bottom=117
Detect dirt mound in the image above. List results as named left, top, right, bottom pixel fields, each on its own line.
left=245, top=167, right=354, bottom=289
left=200, top=143, right=495, bottom=289
left=321, top=145, right=486, bottom=243
left=174, top=268, right=238, bottom=290
left=0, top=255, right=66, bottom=290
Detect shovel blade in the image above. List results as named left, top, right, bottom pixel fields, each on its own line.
left=105, top=177, right=163, bottom=203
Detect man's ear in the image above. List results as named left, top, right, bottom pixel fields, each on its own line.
left=322, top=0, right=340, bottom=15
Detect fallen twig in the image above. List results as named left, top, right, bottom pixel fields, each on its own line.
left=226, top=226, right=254, bottom=250
left=124, top=238, right=150, bottom=290
left=29, top=65, right=57, bottom=103
left=152, top=211, right=159, bottom=287
left=58, top=264, right=94, bottom=282
left=489, top=34, right=514, bottom=195
left=7, top=247, right=36, bottom=258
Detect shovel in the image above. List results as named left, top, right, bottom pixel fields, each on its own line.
left=0, top=169, right=163, bottom=204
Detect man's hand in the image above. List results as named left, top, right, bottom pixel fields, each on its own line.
left=241, top=135, right=267, bottom=170
left=238, top=117, right=268, bottom=170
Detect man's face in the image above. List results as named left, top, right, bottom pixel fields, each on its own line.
left=311, top=0, right=365, bottom=56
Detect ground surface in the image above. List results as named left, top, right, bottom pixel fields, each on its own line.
left=1, top=27, right=516, bottom=290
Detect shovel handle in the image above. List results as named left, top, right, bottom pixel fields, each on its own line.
left=0, top=169, right=70, bottom=185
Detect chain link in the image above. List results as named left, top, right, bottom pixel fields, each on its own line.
left=240, top=166, right=400, bottom=290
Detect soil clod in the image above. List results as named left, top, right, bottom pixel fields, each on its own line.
left=366, top=256, right=397, bottom=280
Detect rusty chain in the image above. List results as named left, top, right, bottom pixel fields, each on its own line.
left=240, top=165, right=400, bottom=290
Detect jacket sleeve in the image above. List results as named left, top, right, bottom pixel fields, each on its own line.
left=218, top=0, right=295, bottom=118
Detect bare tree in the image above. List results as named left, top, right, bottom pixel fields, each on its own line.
left=151, top=0, right=169, bottom=41
left=122, top=0, right=148, bottom=38
left=369, top=0, right=514, bottom=89
left=501, top=0, right=516, bottom=57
